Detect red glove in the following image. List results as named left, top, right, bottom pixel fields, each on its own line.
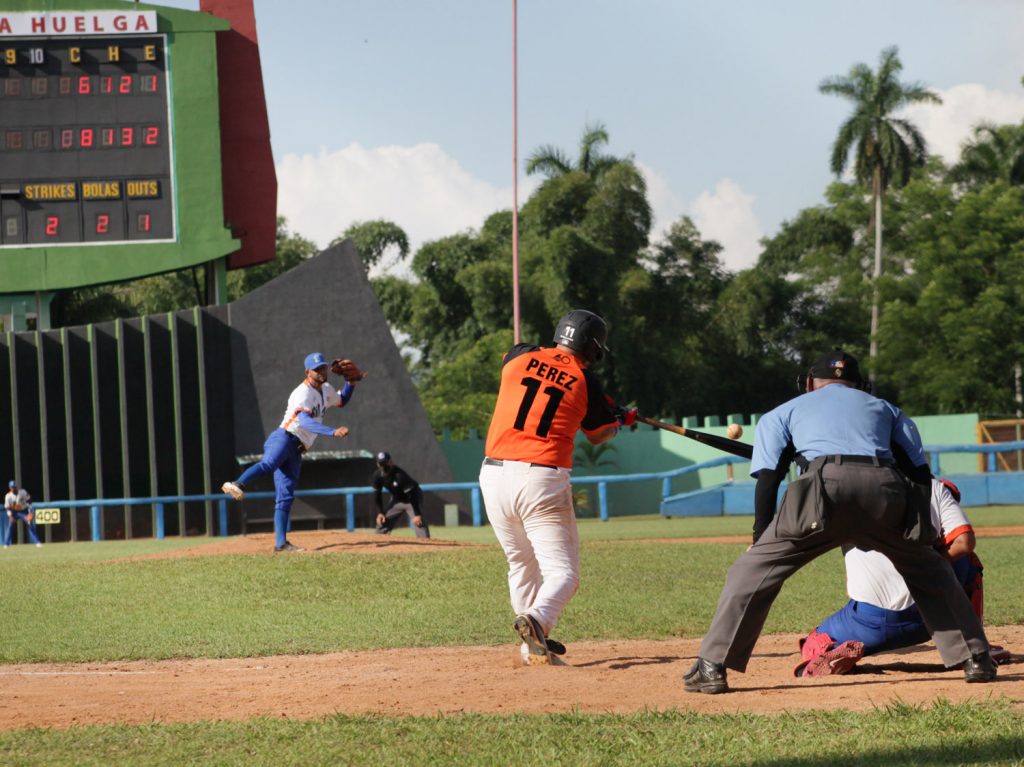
left=616, top=407, right=637, bottom=427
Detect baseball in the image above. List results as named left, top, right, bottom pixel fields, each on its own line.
left=726, top=423, right=743, bottom=439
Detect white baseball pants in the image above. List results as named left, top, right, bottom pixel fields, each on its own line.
left=479, top=460, right=580, bottom=635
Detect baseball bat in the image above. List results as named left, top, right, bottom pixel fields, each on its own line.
left=637, top=415, right=753, bottom=460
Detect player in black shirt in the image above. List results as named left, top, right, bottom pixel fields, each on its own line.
left=372, top=451, right=429, bottom=539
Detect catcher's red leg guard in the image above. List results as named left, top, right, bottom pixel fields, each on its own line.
left=800, top=641, right=864, bottom=677
left=794, top=629, right=837, bottom=677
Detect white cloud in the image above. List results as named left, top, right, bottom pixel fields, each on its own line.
left=636, top=161, right=687, bottom=242
left=689, top=179, right=763, bottom=272
left=276, top=143, right=531, bottom=255
left=903, top=83, right=1024, bottom=164
left=638, top=164, right=763, bottom=272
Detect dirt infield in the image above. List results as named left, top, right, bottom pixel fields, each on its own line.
left=2, top=530, right=1021, bottom=730
left=1, top=631, right=1021, bottom=730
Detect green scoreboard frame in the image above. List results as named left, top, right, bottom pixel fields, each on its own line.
left=0, top=1, right=238, bottom=291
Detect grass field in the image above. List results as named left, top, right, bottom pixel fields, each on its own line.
left=2, top=511, right=1022, bottom=765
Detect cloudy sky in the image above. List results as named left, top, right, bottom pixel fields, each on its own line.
left=156, top=0, right=1024, bottom=272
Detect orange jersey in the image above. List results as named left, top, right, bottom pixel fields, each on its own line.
left=485, top=345, right=618, bottom=467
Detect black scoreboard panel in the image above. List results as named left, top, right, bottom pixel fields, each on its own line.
left=0, top=35, right=174, bottom=246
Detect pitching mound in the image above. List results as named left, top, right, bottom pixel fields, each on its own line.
left=2, top=629, right=1021, bottom=730
left=119, top=530, right=484, bottom=561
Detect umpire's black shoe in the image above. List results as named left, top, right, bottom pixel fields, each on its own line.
left=964, top=652, right=997, bottom=682
left=683, top=657, right=729, bottom=694
left=274, top=541, right=304, bottom=553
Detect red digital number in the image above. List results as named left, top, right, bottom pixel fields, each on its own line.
left=142, top=75, right=157, bottom=92
left=137, top=213, right=151, bottom=233
left=96, top=215, right=109, bottom=234
left=101, top=128, right=115, bottom=147
left=78, top=76, right=90, bottom=95
left=120, top=126, right=134, bottom=146
left=100, top=76, right=112, bottom=94
left=45, top=216, right=59, bottom=236
left=80, top=128, right=93, bottom=148
left=144, top=126, right=159, bottom=146
left=60, top=129, right=74, bottom=150
left=119, top=75, right=132, bottom=94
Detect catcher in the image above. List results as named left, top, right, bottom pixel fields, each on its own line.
left=221, top=353, right=364, bottom=552
left=795, top=477, right=1008, bottom=676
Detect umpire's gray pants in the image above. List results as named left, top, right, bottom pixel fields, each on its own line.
left=698, top=459, right=989, bottom=672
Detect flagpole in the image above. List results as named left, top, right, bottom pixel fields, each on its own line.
left=511, top=0, right=521, bottom=344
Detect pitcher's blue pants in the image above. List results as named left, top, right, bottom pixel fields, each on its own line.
left=234, top=428, right=304, bottom=549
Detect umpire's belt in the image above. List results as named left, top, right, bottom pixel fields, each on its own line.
left=819, top=455, right=894, bottom=467
left=798, top=454, right=893, bottom=474
left=483, top=457, right=559, bottom=470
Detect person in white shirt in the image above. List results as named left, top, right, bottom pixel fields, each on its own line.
left=4, top=480, right=42, bottom=548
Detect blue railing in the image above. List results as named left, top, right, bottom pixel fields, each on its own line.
left=9, top=443, right=1024, bottom=543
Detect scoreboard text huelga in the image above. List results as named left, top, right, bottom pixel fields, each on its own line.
left=0, top=27, right=174, bottom=247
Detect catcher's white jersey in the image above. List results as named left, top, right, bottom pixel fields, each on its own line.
left=844, top=479, right=971, bottom=610
left=279, top=381, right=344, bottom=449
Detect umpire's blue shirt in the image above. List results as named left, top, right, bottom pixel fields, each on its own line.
left=750, top=384, right=927, bottom=477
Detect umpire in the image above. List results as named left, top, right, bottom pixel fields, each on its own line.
left=684, top=349, right=996, bottom=694
left=372, top=452, right=429, bottom=539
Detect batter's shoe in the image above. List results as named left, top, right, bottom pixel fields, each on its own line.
left=221, top=481, right=245, bottom=501
left=964, top=652, right=997, bottom=682
left=798, top=640, right=864, bottom=677
left=683, top=657, right=728, bottom=694
left=546, top=638, right=567, bottom=656
left=513, top=614, right=552, bottom=664
left=274, top=541, right=304, bottom=553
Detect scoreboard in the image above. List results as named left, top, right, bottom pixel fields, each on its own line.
left=0, top=15, right=173, bottom=246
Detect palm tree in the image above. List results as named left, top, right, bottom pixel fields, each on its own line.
left=571, top=441, right=618, bottom=517
left=525, top=121, right=619, bottom=179
left=819, top=46, right=941, bottom=376
left=948, top=123, right=1024, bottom=189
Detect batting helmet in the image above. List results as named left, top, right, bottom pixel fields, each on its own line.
left=375, top=451, right=392, bottom=467
left=552, top=309, right=610, bottom=365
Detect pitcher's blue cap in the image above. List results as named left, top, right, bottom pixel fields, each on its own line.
left=8, top=480, right=15, bottom=488
left=304, top=352, right=327, bottom=370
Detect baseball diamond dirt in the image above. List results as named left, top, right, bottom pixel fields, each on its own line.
left=1, top=530, right=1021, bottom=731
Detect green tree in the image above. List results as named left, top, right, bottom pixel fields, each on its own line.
left=227, top=216, right=317, bottom=300
left=331, top=219, right=409, bottom=272
left=819, top=46, right=941, bottom=376
left=947, top=123, right=1024, bottom=190
left=525, top=121, right=617, bottom=179
left=877, top=179, right=1024, bottom=414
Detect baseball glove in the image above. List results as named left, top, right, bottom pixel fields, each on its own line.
left=331, top=358, right=366, bottom=382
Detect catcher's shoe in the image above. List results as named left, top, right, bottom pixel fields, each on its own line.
left=683, top=657, right=728, bottom=694
left=221, top=481, right=245, bottom=501
left=514, top=614, right=552, bottom=665
left=798, top=640, right=864, bottom=678
left=964, top=652, right=997, bottom=683
left=274, top=541, right=304, bottom=553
